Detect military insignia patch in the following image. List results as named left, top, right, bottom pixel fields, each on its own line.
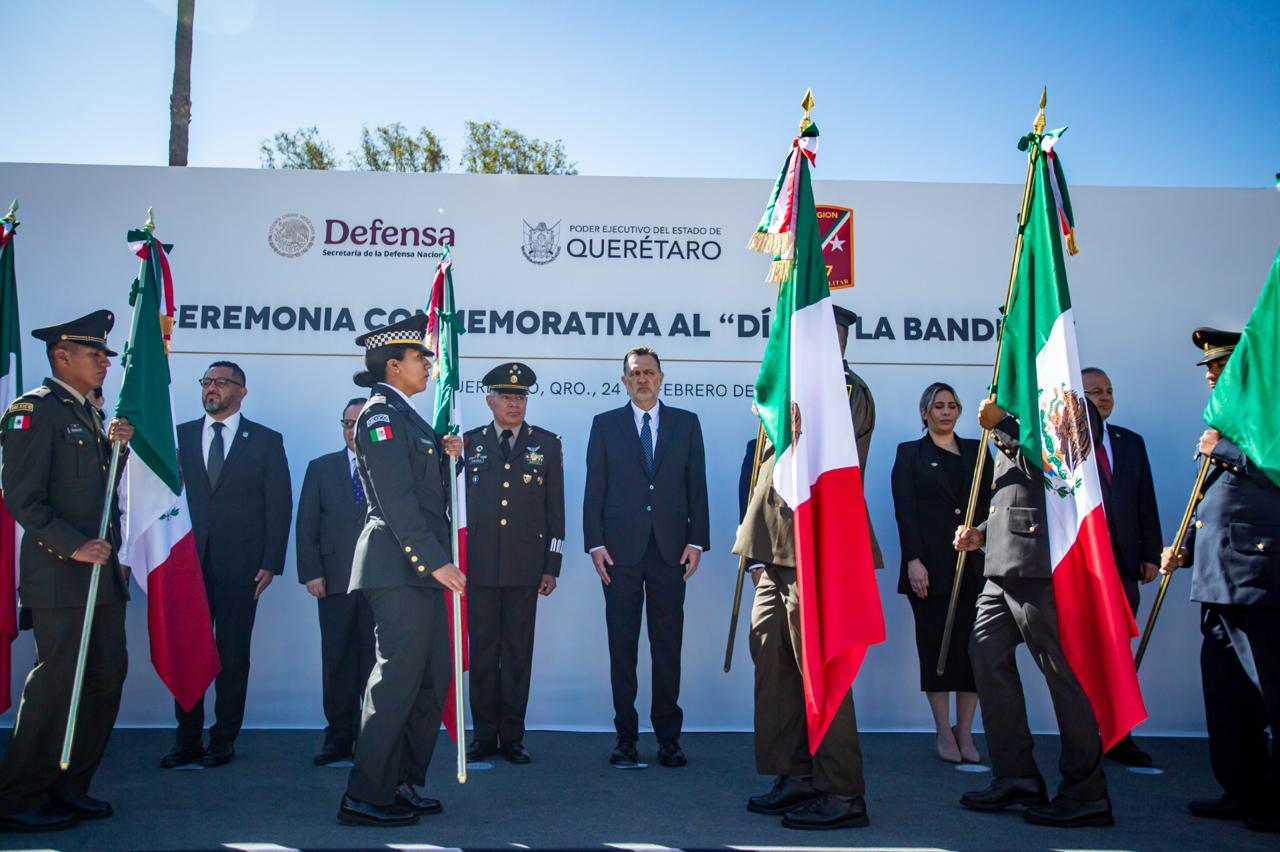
left=6, top=401, right=33, bottom=414
left=525, top=446, right=544, bottom=465
left=369, top=425, right=394, bottom=442
left=6, top=414, right=31, bottom=430
left=522, top=474, right=532, bottom=485
left=366, top=413, right=391, bottom=427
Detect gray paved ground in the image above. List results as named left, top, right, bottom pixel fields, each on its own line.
left=0, top=729, right=1271, bottom=851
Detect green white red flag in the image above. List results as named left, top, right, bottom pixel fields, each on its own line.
left=749, top=119, right=885, bottom=749
left=0, top=209, right=21, bottom=714
left=116, top=226, right=220, bottom=711
left=993, top=128, right=1146, bottom=749
left=427, top=246, right=468, bottom=741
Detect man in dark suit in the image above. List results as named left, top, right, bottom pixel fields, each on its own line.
left=162, top=361, right=292, bottom=769
left=296, top=398, right=374, bottom=766
left=954, top=398, right=1112, bottom=828
left=1082, top=366, right=1162, bottom=767
left=464, top=363, right=564, bottom=765
left=0, top=311, right=132, bottom=832
left=1163, top=328, right=1280, bottom=833
left=584, top=346, right=709, bottom=768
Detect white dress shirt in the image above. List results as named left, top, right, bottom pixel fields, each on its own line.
left=202, top=411, right=241, bottom=463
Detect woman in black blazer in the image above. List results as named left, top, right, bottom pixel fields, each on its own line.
left=891, top=382, right=991, bottom=765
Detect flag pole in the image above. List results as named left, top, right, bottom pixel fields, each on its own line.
left=447, top=450, right=467, bottom=783
left=723, top=89, right=815, bottom=673
left=1134, top=455, right=1210, bottom=670
left=936, top=91, right=1047, bottom=677
left=723, top=422, right=767, bottom=672
left=59, top=207, right=154, bottom=769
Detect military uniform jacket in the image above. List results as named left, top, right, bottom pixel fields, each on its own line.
left=0, top=380, right=127, bottom=608
left=463, top=422, right=565, bottom=586
left=1184, top=437, right=1280, bottom=607
left=977, top=415, right=1052, bottom=579
left=348, top=383, right=453, bottom=592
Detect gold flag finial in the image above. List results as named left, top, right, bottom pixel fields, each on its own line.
left=1033, top=87, right=1047, bottom=135
left=799, top=88, right=815, bottom=132
left=2, top=199, right=17, bottom=224
left=144, top=207, right=155, bottom=232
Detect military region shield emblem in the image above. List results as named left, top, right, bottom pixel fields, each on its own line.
left=816, top=204, right=854, bottom=291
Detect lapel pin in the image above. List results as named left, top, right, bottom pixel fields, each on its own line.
left=242, top=431, right=249, bottom=438
left=930, top=461, right=939, bottom=467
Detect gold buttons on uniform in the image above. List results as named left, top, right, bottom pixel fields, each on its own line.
left=417, top=566, right=426, bottom=573
left=501, top=499, right=508, bottom=506
left=1259, top=543, right=1267, bottom=551
left=954, top=508, right=962, bottom=516
left=404, top=546, right=412, bottom=553
left=500, top=519, right=507, bottom=526
left=411, top=556, right=419, bottom=563
left=504, top=463, right=511, bottom=470
left=503, top=481, right=510, bottom=489
left=1195, top=520, right=1203, bottom=529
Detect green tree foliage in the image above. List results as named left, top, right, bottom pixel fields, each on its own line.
left=461, top=120, right=577, bottom=175
left=259, top=127, right=337, bottom=170
left=350, top=123, right=448, bottom=172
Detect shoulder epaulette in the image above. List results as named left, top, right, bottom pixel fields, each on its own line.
left=464, top=425, right=485, bottom=437
left=530, top=424, right=561, bottom=441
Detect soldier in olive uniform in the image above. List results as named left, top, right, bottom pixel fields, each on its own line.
left=337, top=315, right=465, bottom=829
left=0, top=311, right=133, bottom=833
left=733, top=305, right=877, bottom=831
left=463, top=363, right=564, bottom=765
left=1163, top=328, right=1280, bottom=833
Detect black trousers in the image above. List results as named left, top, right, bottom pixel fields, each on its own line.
left=346, top=585, right=450, bottom=807
left=1200, top=603, right=1280, bottom=810
left=750, top=566, right=864, bottom=797
left=318, top=590, right=375, bottom=751
left=467, top=584, right=539, bottom=746
left=970, top=577, right=1107, bottom=801
left=601, top=535, right=685, bottom=743
left=0, top=602, right=127, bottom=813
left=174, top=576, right=258, bottom=747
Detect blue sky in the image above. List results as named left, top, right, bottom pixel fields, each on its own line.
left=1, top=0, right=1276, bottom=187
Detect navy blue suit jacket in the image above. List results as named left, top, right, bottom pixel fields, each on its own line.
left=582, top=402, right=710, bottom=566
left=1097, top=423, right=1162, bottom=582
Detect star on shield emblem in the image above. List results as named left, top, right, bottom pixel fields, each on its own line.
left=816, top=204, right=854, bottom=291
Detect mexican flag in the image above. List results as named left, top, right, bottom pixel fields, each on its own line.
left=1204, top=246, right=1280, bottom=487
left=427, top=247, right=468, bottom=741
left=116, top=227, right=220, bottom=711
left=994, top=129, right=1146, bottom=750
left=749, top=120, right=885, bottom=749
left=0, top=211, right=21, bottom=714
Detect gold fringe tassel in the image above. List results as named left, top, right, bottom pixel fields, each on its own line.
left=765, top=258, right=794, bottom=284
left=746, top=230, right=793, bottom=257
left=1065, top=229, right=1079, bottom=256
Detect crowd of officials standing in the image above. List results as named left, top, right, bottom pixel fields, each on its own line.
left=0, top=306, right=1275, bottom=835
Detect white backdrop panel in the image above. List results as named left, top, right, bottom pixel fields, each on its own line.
left=0, top=163, right=1276, bottom=734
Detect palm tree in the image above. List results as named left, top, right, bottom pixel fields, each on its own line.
left=168, top=0, right=196, bottom=166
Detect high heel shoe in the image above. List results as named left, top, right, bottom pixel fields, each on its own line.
left=935, top=731, right=962, bottom=764
left=953, top=725, right=981, bottom=764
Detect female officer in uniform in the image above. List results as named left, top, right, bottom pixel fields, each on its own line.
left=337, top=314, right=465, bottom=828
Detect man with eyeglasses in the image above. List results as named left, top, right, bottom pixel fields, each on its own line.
left=160, top=361, right=292, bottom=770
left=296, top=399, right=375, bottom=766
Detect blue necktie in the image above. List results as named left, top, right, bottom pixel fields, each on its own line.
left=351, top=463, right=366, bottom=507
left=641, top=412, right=654, bottom=475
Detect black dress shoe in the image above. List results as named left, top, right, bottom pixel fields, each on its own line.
left=0, top=805, right=79, bottom=832
left=313, top=744, right=353, bottom=766
left=610, top=739, right=639, bottom=766
left=782, top=794, right=869, bottom=830
left=200, top=742, right=235, bottom=767
left=467, top=740, right=497, bottom=762
left=1105, top=734, right=1153, bottom=767
left=960, top=775, right=1048, bottom=812
left=503, top=742, right=532, bottom=764
left=1187, top=794, right=1251, bottom=820
left=337, top=794, right=419, bottom=827
left=657, top=740, right=687, bottom=768
left=1024, top=795, right=1114, bottom=828
left=748, top=775, right=822, bottom=815
left=160, top=743, right=205, bottom=769
left=50, top=792, right=113, bottom=820
left=394, top=783, right=443, bottom=815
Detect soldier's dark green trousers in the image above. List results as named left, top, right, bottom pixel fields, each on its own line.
left=749, top=565, right=865, bottom=797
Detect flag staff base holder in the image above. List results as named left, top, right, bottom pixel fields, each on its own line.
left=1134, top=455, right=1211, bottom=670
left=723, top=423, right=767, bottom=673
left=448, top=452, right=467, bottom=784
left=59, top=441, right=124, bottom=770
left=937, top=89, right=1047, bottom=678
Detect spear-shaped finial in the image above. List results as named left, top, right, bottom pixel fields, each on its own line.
left=1033, top=87, right=1047, bottom=136
left=799, top=88, right=815, bottom=133
left=143, top=207, right=156, bottom=232
left=1, top=199, right=17, bottom=224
